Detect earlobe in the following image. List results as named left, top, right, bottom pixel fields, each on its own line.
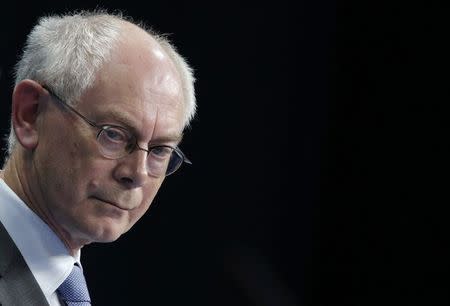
left=11, top=80, right=45, bottom=150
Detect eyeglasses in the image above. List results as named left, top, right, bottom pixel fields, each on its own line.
left=42, top=85, right=191, bottom=177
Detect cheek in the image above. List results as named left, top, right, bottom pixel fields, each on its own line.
left=127, top=180, right=163, bottom=226
left=132, top=201, right=151, bottom=219
left=66, top=135, right=111, bottom=186
left=47, top=149, right=112, bottom=203
left=125, top=201, right=151, bottom=231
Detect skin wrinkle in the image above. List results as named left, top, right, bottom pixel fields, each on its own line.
left=33, top=153, right=84, bottom=251
left=35, top=99, right=93, bottom=251
left=7, top=94, right=78, bottom=250
left=69, top=97, right=183, bottom=147
left=3, top=20, right=187, bottom=256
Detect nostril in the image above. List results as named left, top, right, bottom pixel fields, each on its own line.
left=120, top=177, right=134, bottom=185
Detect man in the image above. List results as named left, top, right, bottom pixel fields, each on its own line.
left=0, top=10, right=196, bottom=305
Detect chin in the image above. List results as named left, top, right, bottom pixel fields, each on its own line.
left=93, top=229, right=125, bottom=243
left=86, top=219, right=128, bottom=243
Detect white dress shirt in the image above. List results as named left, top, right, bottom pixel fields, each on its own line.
left=0, top=179, right=82, bottom=306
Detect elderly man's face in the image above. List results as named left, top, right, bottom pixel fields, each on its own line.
left=33, top=32, right=185, bottom=247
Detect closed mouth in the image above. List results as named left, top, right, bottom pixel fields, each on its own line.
left=91, top=196, right=130, bottom=211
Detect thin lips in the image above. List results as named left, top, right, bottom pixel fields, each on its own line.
left=92, top=196, right=132, bottom=211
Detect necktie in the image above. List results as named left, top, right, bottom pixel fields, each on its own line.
left=57, top=263, right=91, bottom=305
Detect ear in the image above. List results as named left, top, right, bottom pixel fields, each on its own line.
left=11, top=80, right=45, bottom=150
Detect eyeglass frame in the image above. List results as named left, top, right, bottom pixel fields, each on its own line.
left=41, top=84, right=192, bottom=177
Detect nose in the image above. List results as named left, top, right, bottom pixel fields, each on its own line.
left=113, top=149, right=148, bottom=188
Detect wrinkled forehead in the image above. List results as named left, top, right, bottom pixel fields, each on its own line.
left=77, top=24, right=186, bottom=139
left=77, top=77, right=185, bottom=144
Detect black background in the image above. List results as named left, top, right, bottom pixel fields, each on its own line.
left=0, top=1, right=448, bottom=305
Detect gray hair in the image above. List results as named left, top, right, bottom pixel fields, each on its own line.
left=6, top=10, right=196, bottom=156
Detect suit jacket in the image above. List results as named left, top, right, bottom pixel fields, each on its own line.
left=0, top=221, right=49, bottom=306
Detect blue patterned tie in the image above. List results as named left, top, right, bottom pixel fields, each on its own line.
left=57, top=263, right=91, bottom=305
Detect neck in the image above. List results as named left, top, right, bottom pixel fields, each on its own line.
left=2, top=149, right=82, bottom=256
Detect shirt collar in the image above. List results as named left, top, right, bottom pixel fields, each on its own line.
left=0, top=179, right=81, bottom=301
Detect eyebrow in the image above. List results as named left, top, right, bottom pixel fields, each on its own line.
left=150, top=133, right=184, bottom=145
left=97, top=109, right=184, bottom=145
left=44, top=85, right=184, bottom=146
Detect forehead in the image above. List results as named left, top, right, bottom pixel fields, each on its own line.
left=76, top=28, right=185, bottom=141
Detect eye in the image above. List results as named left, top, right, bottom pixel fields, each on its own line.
left=150, top=146, right=173, bottom=159
left=98, top=126, right=131, bottom=152
left=97, top=126, right=134, bottom=158
left=103, top=127, right=128, bottom=143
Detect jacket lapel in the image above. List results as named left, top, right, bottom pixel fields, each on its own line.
left=0, top=221, right=50, bottom=305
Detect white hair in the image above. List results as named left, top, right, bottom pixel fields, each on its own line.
left=157, top=38, right=197, bottom=127
left=6, top=10, right=196, bottom=156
